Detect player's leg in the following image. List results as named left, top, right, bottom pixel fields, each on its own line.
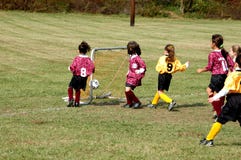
left=206, top=122, right=222, bottom=141
left=123, top=82, right=141, bottom=108
left=200, top=97, right=234, bottom=147
left=74, top=89, right=80, bottom=107
left=207, top=87, right=219, bottom=118
left=147, top=91, right=159, bottom=108
left=67, top=77, right=75, bottom=107
left=129, top=89, right=141, bottom=109
left=159, top=90, right=172, bottom=103
left=158, top=73, right=175, bottom=111
left=67, top=87, right=74, bottom=107
left=200, top=122, right=222, bottom=147
left=159, top=90, right=176, bottom=111
left=123, top=86, right=133, bottom=108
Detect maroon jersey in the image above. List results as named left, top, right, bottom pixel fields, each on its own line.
left=126, top=55, right=146, bottom=86
left=70, top=55, right=95, bottom=77
left=205, top=50, right=234, bottom=75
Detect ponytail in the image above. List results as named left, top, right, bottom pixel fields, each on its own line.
left=221, top=48, right=228, bottom=61
left=165, top=44, right=176, bottom=62
left=212, top=34, right=230, bottom=66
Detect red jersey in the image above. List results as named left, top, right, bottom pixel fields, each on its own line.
left=126, top=55, right=146, bottom=86
left=70, top=54, right=95, bottom=77
left=205, top=50, right=234, bottom=75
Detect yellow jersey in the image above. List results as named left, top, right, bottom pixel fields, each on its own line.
left=156, top=55, right=187, bottom=74
left=223, top=70, right=241, bottom=94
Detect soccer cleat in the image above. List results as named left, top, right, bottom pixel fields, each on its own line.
left=168, top=100, right=176, bottom=111
left=133, top=102, right=142, bottom=109
left=67, top=99, right=74, bottom=107
left=147, top=104, right=157, bottom=109
left=122, top=103, right=132, bottom=108
left=74, top=102, right=80, bottom=107
left=212, top=114, right=218, bottom=119
left=200, top=138, right=214, bottom=147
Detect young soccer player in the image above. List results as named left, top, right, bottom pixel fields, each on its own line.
left=229, top=44, right=241, bottom=62
left=197, top=34, right=234, bottom=118
left=200, top=54, right=241, bottom=147
left=148, top=44, right=189, bottom=111
left=67, top=41, right=95, bottom=107
left=122, top=41, right=146, bottom=109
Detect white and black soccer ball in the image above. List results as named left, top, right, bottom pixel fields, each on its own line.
left=91, top=79, right=99, bottom=89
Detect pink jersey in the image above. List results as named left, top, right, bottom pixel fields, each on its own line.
left=126, top=55, right=146, bottom=86
left=205, top=50, right=234, bottom=75
left=70, top=54, right=95, bottom=77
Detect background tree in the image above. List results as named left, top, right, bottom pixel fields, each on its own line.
left=0, top=0, right=240, bottom=19
left=180, top=0, right=193, bottom=14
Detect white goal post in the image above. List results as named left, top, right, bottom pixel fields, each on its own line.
left=83, top=46, right=127, bottom=105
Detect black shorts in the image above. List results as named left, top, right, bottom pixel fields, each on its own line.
left=69, top=75, right=88, bottom=91
left=208, top=74, right=227, bottom=93
left=125, top=82, right=136, bottom=90
left=158, top=73, right=172, bottom=91
left=217, top=94, right=241, bottom=126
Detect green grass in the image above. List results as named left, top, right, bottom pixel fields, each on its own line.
left=1, top=11, right=241, bottom=160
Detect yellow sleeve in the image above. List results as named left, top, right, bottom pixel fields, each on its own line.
left=172, top=59, right=187, bottom=73
left=155, top=56, right=166, bottom=73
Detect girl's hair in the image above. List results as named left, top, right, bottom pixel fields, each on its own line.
left=165, top=44, right=176, bottom=62
left=212, top=34, right=229, bottom=61
left=235, top=54, right=241, bottom=68
left=127, top=41, right=141, bottom=56
left=232, top=45, right=241, bottom=56
left=78, top=41, right=91, bottom=54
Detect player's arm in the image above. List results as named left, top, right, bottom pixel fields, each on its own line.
left=135, top=59, right=146, bottom=74
left=69, top=59, right=76, bottom=73
left=175, top=59, right=189, bottom=72
left=155, top=57, right=165, bottom=73
left=196, top=67, right=208, bottom=73
left=197, top=54, right=213, bottom=73
left=208, top=88, right=229, bottom=103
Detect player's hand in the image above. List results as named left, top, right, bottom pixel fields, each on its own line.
left=196, top=68, right=203, bottom=73
left=185, top=61, right=190, bottom=68
left=135, top=70, right=140, bottom=74
left=208, top=97, right=219, bottom=103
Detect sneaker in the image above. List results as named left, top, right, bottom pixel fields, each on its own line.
left=74, top=102, right=80, bottom=107
left=147, top=104, right=157, bottom=109
left=212, top=114, right=218, bottom=119
left=133, top=102, right=142, bottom=109
left=168, top=100, right=176, bottom=111
left=67, top=99, right=74, bottom=107
left=200, top=138, right=214, bottom=147
left=122, top=103, right=132, bottom=108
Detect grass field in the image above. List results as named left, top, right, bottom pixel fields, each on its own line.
left=1, top=11, right=241, bottom=160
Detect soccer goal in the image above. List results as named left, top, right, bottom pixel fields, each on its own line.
left=81, top=46, right=127, bottom=105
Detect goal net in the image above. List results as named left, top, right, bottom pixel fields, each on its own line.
left=80, top=46, right=128, bottom=105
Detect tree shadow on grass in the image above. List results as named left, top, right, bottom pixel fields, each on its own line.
left=231, top=142, right=241, bottom=146
left=89, top=100, right=207, bottom=109
left=169, top=103, right=208, bottom=112
left=217, top=142, right=241, bottom=146
left=91, top=100, right=147, bottom=109
left=176, top=102, right=207, bottom=108
left=142, top=102, right=207, bottom=110
left=91, top=99, right=122, bottom=106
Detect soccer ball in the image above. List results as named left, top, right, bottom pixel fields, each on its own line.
left=91, top=79, right=99, bottom=89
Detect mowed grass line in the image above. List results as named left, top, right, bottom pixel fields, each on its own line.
left=1, top=11, right=241, bottom=159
